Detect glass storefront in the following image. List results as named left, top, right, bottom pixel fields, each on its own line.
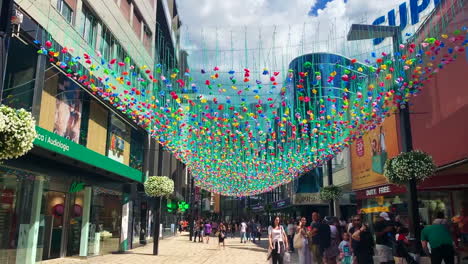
left=88, top=187, right=122, bottom=256
left=0, top=165, right=47, bottom=264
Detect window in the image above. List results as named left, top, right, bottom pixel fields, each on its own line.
left=119, top=0, right=131, bottom=22
left=2, top=38, right=38, bottom=111
left=130, top=131, right=144, bottom=171
left=81, top=4, right=98, bottom=48
left=115, top=45, right=127, bottom=74
left=143, top=25, right=152, bottom=54
left=56, top=0, right=74, bottom=24
left=132, top=11, right=142, bottom=39
left=100, top=26, right=116, bottom=62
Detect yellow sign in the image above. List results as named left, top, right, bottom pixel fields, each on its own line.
left=361, top=206, right=390, bottom=214
left=351, top=115, right=400, bottom=190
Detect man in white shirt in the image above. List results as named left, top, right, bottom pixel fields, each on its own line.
left=240, top=220, right=248, bottom=243
left=287, top=219, right=296, bottom=252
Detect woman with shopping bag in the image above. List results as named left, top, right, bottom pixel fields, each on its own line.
left=295, top=217, right=312, bottom=264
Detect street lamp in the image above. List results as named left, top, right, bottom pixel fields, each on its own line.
left=347, top=24, right=421, bottom=253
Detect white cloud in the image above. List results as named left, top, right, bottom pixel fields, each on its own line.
left=177, top=0, right=407, bottom=103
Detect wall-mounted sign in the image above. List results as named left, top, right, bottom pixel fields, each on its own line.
left=34, top=126, right=143, bottom=182
left=361, top=206, right=390, bottom=214
left=69, top=182, right=85, bottom=193
left=355, top=184, right=406, bottom=200
left=372, top=0, right=441, bottom=45
left=292, top=193, right=326, bottom=205
left=272, top=198, right=291, bottom=209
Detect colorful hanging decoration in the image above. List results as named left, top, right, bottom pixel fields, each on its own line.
left=32, top=26, right=468, bottom=196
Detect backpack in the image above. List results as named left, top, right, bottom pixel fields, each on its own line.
left=319, top=223, right=331, bottom=249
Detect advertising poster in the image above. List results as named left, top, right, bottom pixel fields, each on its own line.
left=107, top=115, right=127, bottom=163
left=351, top=115, right=400, bottom=190
left=53, top=74, right=82, bottom=143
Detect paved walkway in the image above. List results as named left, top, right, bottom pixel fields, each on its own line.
left=41, top=233, right=296, bottom=264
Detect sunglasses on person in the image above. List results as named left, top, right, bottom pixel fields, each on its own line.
left=353, top=219, right=361, bottom=222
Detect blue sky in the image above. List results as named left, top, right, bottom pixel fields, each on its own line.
left=309, top=0, right=348, bottom=16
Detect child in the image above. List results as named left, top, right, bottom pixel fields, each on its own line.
left=339, top=232, right=352, bottom=264
left=395, top=227, right=417, bottom=264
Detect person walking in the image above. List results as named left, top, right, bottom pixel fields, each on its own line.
left=268, top=216, right=289, bottom=264
left=296, top=217, right=312, bottom=264
left=204, top=221, right=212, bottom=244
left=256, top=221, right=262, bottom=242
left=323, top=217, right=340, bottom=264
left=218, top=223, right=226, bottom=249
left=308, top=212, right=330, bottom=264
left=350, top=215, right=375, bottom=264
left=374, top=212, right=396, bottom=264
left=287, top=219, right=296, bottom=252
left=198, top=220, right=204, bottom=242
left=249, top=220, right=257, bottom=243
left=421, top=217, right=455, bottom=264
left=338, top=232, right=352, bottom=264
left=240, top=220, right=248, bottom=243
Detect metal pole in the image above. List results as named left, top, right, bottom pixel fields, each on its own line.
left=152, top=197, right=161, bottom=255
left=188, top=176, right=194, bottom=241
left=400, top=103, right=421, bottom=252
left=393, top=30, right=421, bottom=254
left=327, top=159, right=334, bottom=216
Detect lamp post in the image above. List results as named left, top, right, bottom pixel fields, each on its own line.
left=327, top=159, right=334, bottom=216
left=347, top=24, right=420, bottom=253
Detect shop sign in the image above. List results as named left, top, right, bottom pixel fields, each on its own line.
left=372, top=0, right=441, bottom=45
left=251, top=204, right=264, bottom=211
left=69, top=182, right=85, bottom=193
left=34, top=126, right=143, bottom=183
left=361, top=206, right=390, bottom=214
left=355, top=184, right=406, bottom=200
left=292, top=193, right=326, bottom=205
left=273, top=198, right=291, bottom=209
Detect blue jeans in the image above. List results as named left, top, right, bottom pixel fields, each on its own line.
left=250, top=232, right=256, bottom=242
left=240, top=232, right=247, bottom=243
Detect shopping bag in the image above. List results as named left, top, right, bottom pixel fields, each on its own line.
left=293, top=233, right=303, bottom=249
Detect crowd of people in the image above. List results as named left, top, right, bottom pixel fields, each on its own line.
left=183, top=218, right=264, bottom=249
left=178, top=210, right=465, bottom=264
left=267, top=211, right=460, bottom=264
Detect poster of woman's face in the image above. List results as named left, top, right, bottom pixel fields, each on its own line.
left=53, top=74, right=82, bottom=143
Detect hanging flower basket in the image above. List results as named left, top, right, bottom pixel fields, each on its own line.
left=384, top=150, right=436, bottom=185
left=144, top=176, right=174, bottom=197
left=319, top=185, right=342, bottom=201
left=0, top=105, right=37, bottom=160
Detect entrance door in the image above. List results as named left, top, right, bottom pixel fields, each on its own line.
left=42, top=189, right=86, bottom=259
left=66, top=190, right=84, bottom=256
left=42, top=191, right=66, bottom=260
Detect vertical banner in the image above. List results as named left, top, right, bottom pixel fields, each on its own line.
left=119, top=193, right=130, bottom=251
left=351, top=115, right=400, bottom=190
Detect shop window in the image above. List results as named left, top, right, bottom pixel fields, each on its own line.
left=80, top=4, right=98, bottom=49
left=43, top=67, right=85, bottom=144
left=56, top=0, right=74, bottom=24
left=100, top=26, right=116, bottom=62
left=130, top=130, right=144, bottom=171
left=2, top=38, right=38, bottom=111
left=88, top=187, right=122, bottom=255
left=0, top=166, right=48, bottom=263
left=106, top=114, right=130, bottom=164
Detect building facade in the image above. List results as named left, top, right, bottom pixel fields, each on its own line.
left=0, top=0, right=185, bottom=263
